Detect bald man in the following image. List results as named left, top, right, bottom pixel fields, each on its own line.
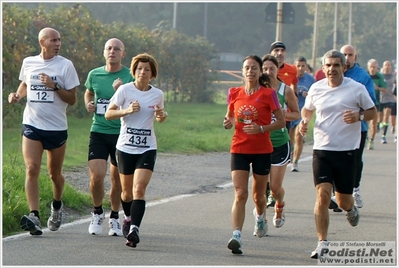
left=8, top=27, right=80, bottom=235
left=84, top=38, right=134, bottom=236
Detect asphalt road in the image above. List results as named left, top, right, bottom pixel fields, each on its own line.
left=3, top=131, right=397, bottom=266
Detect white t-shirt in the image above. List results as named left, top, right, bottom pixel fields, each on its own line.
left=110, top=82, right=164, bottom=154
left=304, top=77, right=375, bottom=151
left=19, top=55, right=80, bottom=131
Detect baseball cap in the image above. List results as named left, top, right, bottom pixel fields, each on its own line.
left=270, top=41, right=286, bottom=52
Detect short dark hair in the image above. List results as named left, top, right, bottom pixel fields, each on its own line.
left=295, top=56, right=307, bottom=63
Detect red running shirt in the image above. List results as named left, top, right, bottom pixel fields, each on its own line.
left=228, top=86, right=280, bottom=154
left=278, top=63, right=298, bottom=87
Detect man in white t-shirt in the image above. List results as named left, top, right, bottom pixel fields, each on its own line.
left=298, top=50, right=376, bottom=259
left=8, top=27, right=80, bottom=236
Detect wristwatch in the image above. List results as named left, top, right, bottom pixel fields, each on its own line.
left=53, top=82, right=61, bottom=91
left=359, top=112, right=364, bottom=121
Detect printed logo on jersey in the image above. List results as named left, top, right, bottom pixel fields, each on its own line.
left=237, top=104, right=258, bottom=124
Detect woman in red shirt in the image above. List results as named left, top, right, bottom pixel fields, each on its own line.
left=223, top=55, right=285, bottom=254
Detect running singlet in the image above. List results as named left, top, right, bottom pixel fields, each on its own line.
left=270, top=83, right=290, bottom=147
left=228, top=86, right=280, bottom=154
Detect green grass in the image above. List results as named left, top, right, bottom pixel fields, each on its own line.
left=2, top=102, right=315, bottom=236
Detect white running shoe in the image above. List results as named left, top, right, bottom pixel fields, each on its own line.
left=108, top=218, right=122, bottom=236
left=352, top=187, right=363, bottom=208
left=291, top=162, right=299, bottom=172
left=47, top=201, right=63, bottom=231
left=273, top=203, right=285, bottom=228
left=252, top=208, right=268, bottom=237
left=88, top=212, right=105, bottom=235
left=310, top=240, right=329, bottom=259
left=227, top=233, right=242, bottom=254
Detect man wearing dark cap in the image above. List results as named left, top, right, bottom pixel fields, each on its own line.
left=270, top=41, right=298, bottom=96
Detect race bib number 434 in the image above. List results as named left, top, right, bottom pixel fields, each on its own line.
left=124, top=127, right=152, bottom=148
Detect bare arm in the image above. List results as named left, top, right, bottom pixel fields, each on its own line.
left=284, top=85, right=300, bottom=121
left=84, top=89, right=95, bottom=112
left=39, top=72, right=76, bottom=105
left=264, top=108, right=285, bottom=132
left=298, top=107, right=314, bottom=136
left=105, top=100, right=140, bottom=120
left=362, top=107, right=377, bottom=121
left=223, top=109, right=235, bottom=130
left=154, top=105, right=168, bottom=123
left=8, top=81, right=27, bottom=103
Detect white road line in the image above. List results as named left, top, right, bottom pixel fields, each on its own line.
left=4, top=156, right=313, bottom=242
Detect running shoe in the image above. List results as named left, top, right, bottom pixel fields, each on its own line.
left=367, top=140, right=374, bottom=150
left=126, top=226, right=140, bottom=248
left=310, top=240, right=329, bottom=259
left=346, top=206, right=360, bottom=227
left=394, top=136, right=397, bottom=143
left=252, top=208, right=268, bottom=237
left=266, top=189, right=275, bottom=208
left=227, top=233, right=242, bottom=254
left=20, top=213, right=42, bottom=235
left=352, top=187, right=363, bottom=208
left=108, top=218, right=122, bottom=236
left=329, top=196, right=343, bottom=212
left=381, top=136, right=387, bottom=144
left=291, top=162, right=299, bottom=172
left=122, top=218, right=131, bottom=238
left=88, top=212, right=105, bottom=235
left=47, top=201, right=63, bottom=231
left=273, top=202, right=285, bottom=228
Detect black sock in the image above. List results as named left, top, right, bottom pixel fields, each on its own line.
left=94, top=205, right=103, bottom=215
left=383, top=125, right=388, bottom=136
left=121, top=200, right=133, bottom=217
left=30, top=210, right=40, bottom=219
left=110, top=210, right=119, bottom=219
left=52, top=199, right=62, bottom=210
left=131, top=200, right=146, bottom=227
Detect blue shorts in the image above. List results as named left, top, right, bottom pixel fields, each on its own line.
left=380, top=102, right=395, bottom=111
left=22, top=124, right=67, bottom=150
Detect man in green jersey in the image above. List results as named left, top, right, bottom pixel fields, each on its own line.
left=366, top=59, right=387, bottom=148
left=84, top=38, right=134, bottom=236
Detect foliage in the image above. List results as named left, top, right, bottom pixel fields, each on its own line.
left=299, top=3, right=397, bottom=69
left=2, top=3, right=219, bottom=127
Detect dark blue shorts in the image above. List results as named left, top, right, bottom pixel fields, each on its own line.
left=380, top=102, right=395, bottom=112
left=231, top=153, right=271, bottom=175
left=22, top=124, right=67, bottom=150
left=116, top=149, right=157, bottom=175
left=88, top=132, right=119, bottom=166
